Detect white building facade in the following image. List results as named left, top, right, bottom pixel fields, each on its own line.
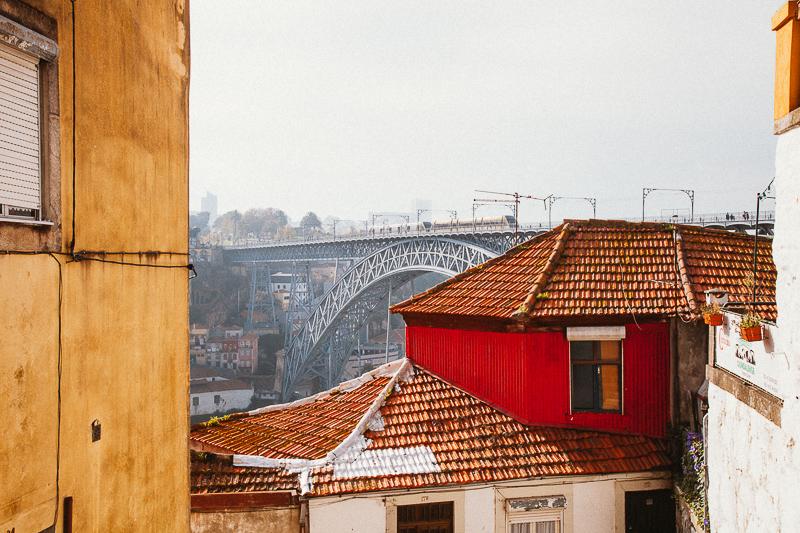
left=705, top=5, right=800, bottom=531
left=190, top=378, right=254, bottom=416
left=308, top=473, right=672, bottom=533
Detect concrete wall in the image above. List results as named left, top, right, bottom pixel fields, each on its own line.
left=191, top=508, right=300, bottom=533
left=706, top=383, right=797, bottom=532
left=675, top=319, right=709, bottom=425
left=0, top=1, right=189, bottom=532
left=705, top=104, right=800, bottom=533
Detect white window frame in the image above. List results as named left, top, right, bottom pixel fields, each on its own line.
left=567, top=326, right=626, bottom=415
left=507, top=510, right=563, bottom=533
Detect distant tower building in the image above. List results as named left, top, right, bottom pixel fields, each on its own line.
left=413, top=198, right=432, bottom=222
left=201, top=191, right=218, bottom=224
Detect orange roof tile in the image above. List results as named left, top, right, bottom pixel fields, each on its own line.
left=190, top=372, right=391, bottom=459
left=392, top=220, right=776, bottom=322
left=191, top=452, right=297, bottom=494
left=190, top=360, right=671, bottom=497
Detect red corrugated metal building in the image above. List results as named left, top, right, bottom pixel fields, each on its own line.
left=394, top=220, right=776, bottom=438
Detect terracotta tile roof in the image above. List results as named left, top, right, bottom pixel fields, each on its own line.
left=392, top=219, right=776, bottom=322
left=190, top=369, right=391, bottom=459
left=191, top=452, right=297, bottom=494
left=190, top=360, right=670, bottom=497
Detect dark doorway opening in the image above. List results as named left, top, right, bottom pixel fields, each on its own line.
left=625, top=489, right=676, bottom=533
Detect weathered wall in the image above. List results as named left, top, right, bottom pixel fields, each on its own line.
left=705, top=383, right=796, bottom=532
left=706, top=101, right=800, bottom=533
left=309, top=496, right=386, bottom=533
left=191, top=508, right=300, bottom=533
left=0, top=1, right=189, bottom=532
left=307, top=473, right=670, bottom=533
left=675, top=319, right=709, bottom=425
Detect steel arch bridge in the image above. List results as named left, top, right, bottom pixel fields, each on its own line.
left=281, top=237, right=498, bottom=397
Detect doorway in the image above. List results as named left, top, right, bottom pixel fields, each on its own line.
left=624, top=489, right=676, bottom=533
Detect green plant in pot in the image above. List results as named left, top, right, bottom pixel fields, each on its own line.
left=737, top=273, right=763, bottom=342
left=739, top=311, right=762, bottom=342
left=699, top=302, right=723, bottom=326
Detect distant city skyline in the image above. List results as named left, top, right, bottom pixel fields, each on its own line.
left=190, top=1, right=777, bottom=225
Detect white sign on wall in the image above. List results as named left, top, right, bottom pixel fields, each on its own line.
left=715, top=312, right=789, bottom=400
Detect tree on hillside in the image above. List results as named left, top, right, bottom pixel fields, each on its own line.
left=213, top=210, right=243, bottom=238
left=300, top=211, right=322, bottom=229
left=190, top=211, right=210, bottom=232
left=242, top=208, right=289, bottom=237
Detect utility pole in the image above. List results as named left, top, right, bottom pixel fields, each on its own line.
left=545, top=196, right=597, bottom=228
left=384, top=280, right=392, bottom=364
left=416, top=209, right=457, bottom=233
left=474, top=190, right=550, bottom=235
left=752, top=178, right=775, bottom=305
left=642, top=188, right=695, bottom=222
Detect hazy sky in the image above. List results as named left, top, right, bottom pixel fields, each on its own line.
left=190, top=1, right=777, bottom=225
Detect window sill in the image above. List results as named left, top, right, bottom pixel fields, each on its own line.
left=774, top=107, right=800, bottom=135
left=0, top=217, right=54, bottom=227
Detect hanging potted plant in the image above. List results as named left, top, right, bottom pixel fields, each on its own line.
left=739, top=312, right=763, bottom=342
left=700, top=303, right=723, bottom=326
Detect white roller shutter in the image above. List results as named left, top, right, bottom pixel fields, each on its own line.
left=0, top=41, right=39, bottom=214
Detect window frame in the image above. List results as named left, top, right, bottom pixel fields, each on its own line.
left=569, top=339, right=624, bottom=414
left=507, top=510, right=563, bottom=533
left=396, top=501, right=454, bottom=533
left=0, top=2, right=60, bottom=249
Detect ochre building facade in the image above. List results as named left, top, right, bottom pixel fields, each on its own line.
left=0, top=1, right=190, bottom=531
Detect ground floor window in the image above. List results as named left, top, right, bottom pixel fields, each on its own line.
left=508, top=512, right=562, bottom=533
left=397, top=501, right=453, bottom=533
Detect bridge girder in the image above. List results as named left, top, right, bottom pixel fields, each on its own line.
left=281, top=237, right=498, bottom=398
left=224, top=229, right=542, bottom=264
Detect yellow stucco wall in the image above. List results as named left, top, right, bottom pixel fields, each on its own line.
left=0, top=1, right=189, bottom=532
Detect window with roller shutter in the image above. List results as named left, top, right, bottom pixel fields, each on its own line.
left=0, top=41, right=41, bottom=219
left=0, top=7, right=59, bottom=236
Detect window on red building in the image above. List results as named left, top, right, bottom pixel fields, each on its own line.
left=570, top=340, right=622, bottom=412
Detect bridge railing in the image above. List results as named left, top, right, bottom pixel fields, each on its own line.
left=223, top=223, right=548, bottom=249
left=219, top=211, right=776, bottom=249
left=632, top=210, right=775, bottom=225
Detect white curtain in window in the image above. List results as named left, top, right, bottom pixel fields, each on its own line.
left=510, top=520, right=559, bottom=533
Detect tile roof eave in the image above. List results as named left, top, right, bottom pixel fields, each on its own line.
left=228, top=359, right=412, bottom=472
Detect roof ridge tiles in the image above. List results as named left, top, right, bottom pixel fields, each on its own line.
left=512, top=222, right=572, bottom=320
left=672, top=227, right=700, bottom=314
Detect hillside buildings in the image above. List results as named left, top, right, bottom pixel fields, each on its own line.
left=0, top=1, right=190, bottom=531
left=190, top=368, right=254, bottom=417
